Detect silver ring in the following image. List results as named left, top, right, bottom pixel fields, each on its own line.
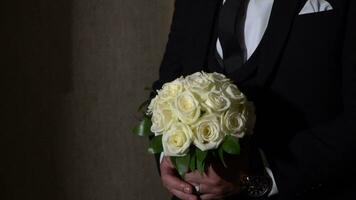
left=194, top=184, right=200, bottom=194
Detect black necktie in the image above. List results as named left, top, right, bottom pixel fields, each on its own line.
left=217, top=0, right=246, bottom=73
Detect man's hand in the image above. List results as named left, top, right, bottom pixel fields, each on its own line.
left=184, top=154, right=249, bottom=200
left=184, top=165, right=241, bottom=200
left=160, top=156, right=198, bottom=200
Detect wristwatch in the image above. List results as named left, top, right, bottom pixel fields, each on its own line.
left=240, top=174, right=273, bottom=199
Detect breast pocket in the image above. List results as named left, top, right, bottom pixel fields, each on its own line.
left=294, top=10, right=338, bottom=31
left=289, top=10, right=342, bottom=53
left=279, top=9, right=344, bottom=89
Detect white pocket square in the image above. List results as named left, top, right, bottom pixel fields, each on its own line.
left=299, top=0, right=333, bottom=15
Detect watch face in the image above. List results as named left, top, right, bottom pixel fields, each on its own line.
left=246, top=175, right=272, bottom=198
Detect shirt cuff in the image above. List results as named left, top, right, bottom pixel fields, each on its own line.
left=259, top=149, right=279, bottom=196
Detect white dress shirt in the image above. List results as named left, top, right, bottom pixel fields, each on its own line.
left=217, top=0, right=274, bottom=61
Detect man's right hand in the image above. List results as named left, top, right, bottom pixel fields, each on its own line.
left=160, top=156, right=198, bottom=200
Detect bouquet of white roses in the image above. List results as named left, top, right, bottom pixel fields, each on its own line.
left=134, top=71, right=255, bottom=176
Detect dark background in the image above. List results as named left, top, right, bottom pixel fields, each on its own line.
left=1, top=0, right=172, bottom=199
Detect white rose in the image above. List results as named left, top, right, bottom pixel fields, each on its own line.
left=192, top=114, right=224, bottom=151
left=221, top=108, right=247, bottom=138
left=158, top=77, right=184, bottom=102
left=150, top=104, right=177, bottom=136
left=148, top=95, right=172, bottom=115
left=173, top=91, right=201, bottom=124
left=184, top=72, right=213, bottom=99
left=207, top=72, right=230, bottom=84
left=203, top=90, right=231, bottom=113
left=162, top=122, right=193, bottom=156
left=147, top=95, right=158, bottom=115
left=222, top=83, right=246, bottom=101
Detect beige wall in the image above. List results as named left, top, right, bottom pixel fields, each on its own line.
left=1, top=0, right=173, bottom=199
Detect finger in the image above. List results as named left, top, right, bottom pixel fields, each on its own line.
left=163, top=156, right=174, bottom=167
left=205, top=165, right=232, bottom=187
left=197, top=184, right=224, bottom=195
left=184, top=170, right=205, bottom=184
left=160, top=157, right=194, bottom=194
left=160, top=156, right=174, bottom=172
left=199, top=184, right=238, bottom=200
left=170, top=189, right=198, bottom=200
left=161, top=173, right=193, bottom=194
left=200, top=193, right=224, bottom=200
left=206, top=164, right=220, bottom=179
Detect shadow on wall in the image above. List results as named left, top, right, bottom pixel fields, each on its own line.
left=1, top=0, right=72, bottom=199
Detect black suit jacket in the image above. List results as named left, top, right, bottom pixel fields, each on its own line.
left=151, top=0, right=356, bottom=199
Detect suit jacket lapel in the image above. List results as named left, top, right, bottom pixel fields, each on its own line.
left=256, top=0, right=307, bottom=86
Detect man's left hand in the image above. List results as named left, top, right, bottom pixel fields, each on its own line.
left=184, top=165, right=241, bottom=200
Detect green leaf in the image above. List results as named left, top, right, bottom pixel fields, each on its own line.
left=218, top=147, right=227, bottom=168
left=200, top=161, right=206, bottom=175
left=147, top=135, right=163, bottom=154
left=211, top=151, right=217, bottom=158
left=137, top=99, right=150, bottom=112
left=189, top=150, right=196, bottom=172
left=133, top=116, right=153, bottom=137
left=222, top=135, right=241, bottom=155
left=175, top=154, right=191, bottom=177
left=196, top=148, right=207, bottom=174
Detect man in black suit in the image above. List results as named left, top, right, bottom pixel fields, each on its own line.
left=151, top=0, right=356, bottom=199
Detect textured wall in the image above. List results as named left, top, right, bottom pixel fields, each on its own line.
left=1, top=0, right=173, bottom=199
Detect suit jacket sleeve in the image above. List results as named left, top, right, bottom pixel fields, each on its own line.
left=149, top=0, right=187, bottom=173
left=150, top=0, right=189, bottom=98
left=269, top=2, right=356, bottom=198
